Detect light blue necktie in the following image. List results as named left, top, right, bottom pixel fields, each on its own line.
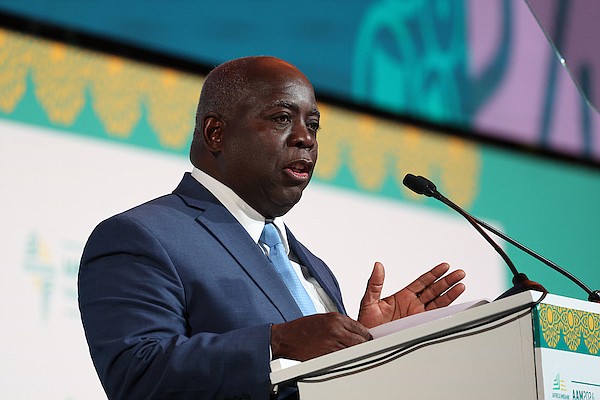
left=260, top=222, right=317, bottom=316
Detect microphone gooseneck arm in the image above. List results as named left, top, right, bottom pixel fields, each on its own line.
left=401, top=174, right=517, bottom=275
left=446, top=195, right=596, bottom=299
left=434, top=190, right=519, bottom=277
left=402, top=173, right=600, bottom=303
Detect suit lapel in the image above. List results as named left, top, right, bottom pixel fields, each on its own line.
left=174, top=173, right=303, bottom=322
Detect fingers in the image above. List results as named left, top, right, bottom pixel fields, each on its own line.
left=271, top=313, right=371, bottom=361
left=404, top=262, right=449, bottom=296
left=422, top=269, right=466, bottom=305
left=411, top=264, right=466, bottom=309
left=338, top=313, right=372, bottom=342
left=425, top=281, right=466, bottom=310
left=403, top=262, right=465, bottom=304
left=359, top=262, right=385, bottom=308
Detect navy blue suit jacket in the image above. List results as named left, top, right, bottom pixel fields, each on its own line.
left=78, top=173, right=346, bottom=399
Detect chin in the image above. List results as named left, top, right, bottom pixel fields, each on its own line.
left=268, top=196, right=303, bottom=218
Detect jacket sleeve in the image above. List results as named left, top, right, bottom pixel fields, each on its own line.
left=78, top=215, right=273, bottom=400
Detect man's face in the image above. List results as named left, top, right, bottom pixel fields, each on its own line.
left=218, top=61, right=320, bottom=218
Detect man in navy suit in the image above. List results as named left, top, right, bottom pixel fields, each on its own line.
left=78, top=56, right=466, bottom=399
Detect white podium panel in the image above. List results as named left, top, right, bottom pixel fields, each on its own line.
left=271, top=291, right=600, bottom=399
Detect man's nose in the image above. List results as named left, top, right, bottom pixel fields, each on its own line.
left=288, top=122, right=316, bottom=149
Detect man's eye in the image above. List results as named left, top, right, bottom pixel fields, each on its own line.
left=273, top=115, right=291, bottom=123
left=308, top=122, right=320, bottom=132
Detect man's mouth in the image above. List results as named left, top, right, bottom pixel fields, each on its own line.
left=283, top=159, right=313, bottom=181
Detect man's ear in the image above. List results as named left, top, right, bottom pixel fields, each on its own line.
left=203, top=114, right=224, bottom=153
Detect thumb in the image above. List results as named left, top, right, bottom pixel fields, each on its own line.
left=360, top=262, right=385, bottom=307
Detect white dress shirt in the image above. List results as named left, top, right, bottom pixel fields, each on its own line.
left=191, top=168, right=337, bottom=314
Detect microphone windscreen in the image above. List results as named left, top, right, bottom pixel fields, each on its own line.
left=403, top=174, right=435, bottom=195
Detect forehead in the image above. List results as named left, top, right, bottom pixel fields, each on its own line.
left=234, top=59, right=316, bottom=104
left=246, top=74, right=319, bottom=115
left=261, top=77, right=317, bottom=105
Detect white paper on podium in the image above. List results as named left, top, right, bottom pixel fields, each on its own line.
left=270, top=358, right=301, bottom=372
left=368, top=299, right=489, bottom=339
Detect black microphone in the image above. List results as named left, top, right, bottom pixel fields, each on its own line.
left=403, top=173, right=600, bottom=303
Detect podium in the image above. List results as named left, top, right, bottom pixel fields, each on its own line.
left=270, top=291, right=600, bottom=399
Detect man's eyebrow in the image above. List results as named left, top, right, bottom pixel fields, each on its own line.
left=267, top=100, right=320, bottom=117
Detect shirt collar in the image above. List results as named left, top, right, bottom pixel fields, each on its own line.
left=191, top=168, right=290, bottom=252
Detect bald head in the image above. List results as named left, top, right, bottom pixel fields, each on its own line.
left=196, top=57, right=261, bottom=128
left=191, top=56, right=310, bottom=166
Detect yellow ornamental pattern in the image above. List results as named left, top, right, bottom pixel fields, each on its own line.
left=0, top=27, right=480, bottom=202
left=32, top=41, right=90, bottom=125
left=539, top=304, right=561, bottom=348
left=538, top=304, right=600, bottom=355
left=144, top=68, right=202, bottom=149
left=0, top=29, right=30, bottom=113
left=562, top=308, right=582, bottom=351
left=89, top=56, right=144, bottom=137
left=349, top=115, right=388, bottom=191
left=318, top=104, right=480, bottom=207
left=584, top=313, right=600, bottom=354
left=442, top=138, right=480, bottom=207
left=314, top=104, right=350, bottom=181
left=0, top=28, right=203, bottom=150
